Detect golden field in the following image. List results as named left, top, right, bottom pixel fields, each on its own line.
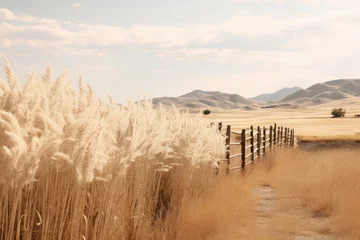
left=205, top=97, right=360, bottom=140
left=1, top=58, right=360, bottom=240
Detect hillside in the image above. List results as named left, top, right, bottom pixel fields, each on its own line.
left=281, top=79, right=360, bottom=106
left=251, top=87, right=302, bottom=102
left=152, top=80, right=360, bottom=110
left=152, top=90, right=257, bottom=110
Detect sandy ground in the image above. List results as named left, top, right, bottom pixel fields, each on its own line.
left=204, top=97, right=360, bottom=138
left=254, top=185, right=338, bottom=240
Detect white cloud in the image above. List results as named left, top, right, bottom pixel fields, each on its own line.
left=72, top=2, right=82, bottom=8
left=56, top=48, right=108, bottom=56
left=0, top=8, right=15, bottom=19
left=2, top=3, right=360, bottom=102
left=0, top=8, right=57, bottom=25
left=1, top=6, right=360, bottom=70
left=72, top=65, right=116, bottom=71
left=2, top=7, right=360, bottom=51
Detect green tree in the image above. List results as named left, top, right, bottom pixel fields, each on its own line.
left=203, top=109, right=211, bottom=115
left=331, top=108, right=346, bottom=118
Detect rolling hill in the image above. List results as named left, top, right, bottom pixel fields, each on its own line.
left=152, top=90, right=257, bottom=110
left=152, top=79, right=360, bottom=110
left=251, top=87, right=302, bottom=102
left=281, top=79, right=360, bottom=106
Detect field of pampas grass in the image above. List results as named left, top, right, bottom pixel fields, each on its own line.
left=0, top=58, right=226, bottom=240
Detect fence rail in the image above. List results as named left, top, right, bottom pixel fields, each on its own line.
left=218, top=123, right=295, bottom=174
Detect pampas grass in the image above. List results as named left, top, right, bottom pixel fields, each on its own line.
left=0, top=58, right=225, bottom=239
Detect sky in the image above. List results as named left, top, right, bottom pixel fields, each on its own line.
left=1, top=0, right=360, bottom=103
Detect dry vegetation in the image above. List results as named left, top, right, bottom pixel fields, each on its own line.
left=175, top=149, right=360, bottom=239
left=256, top=149, right=360, bottom=239
left=206, top=100, right=360, bottom=139
left=1, top=57, right=359, bottom=240
left=0, top=58, right=227, bottom=239
left=296, top=134, right=360, bottom=142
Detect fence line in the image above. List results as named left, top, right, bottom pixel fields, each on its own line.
left=218, top=122, right=295, bottom=174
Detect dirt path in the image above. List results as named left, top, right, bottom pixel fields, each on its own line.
left=253, top=186, right=338, bottom=240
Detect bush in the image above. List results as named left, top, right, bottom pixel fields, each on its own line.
left=331, top=108, right=346, bottom=118
left=203, top=109, right=211, bottom=115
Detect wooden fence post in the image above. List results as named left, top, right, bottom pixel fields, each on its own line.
left=277, top=127, right=280, bottom=144
left=280, top=126, right=283, bottom=146
left=241, top=129, right=246, bottom=169
left=292, top=129, right=295, bottom=147
left=218, top=122, right=223, bottom=132
left=287, top=128, right=290, bottom=146
left=257, top=126, right=261, bottom=158
left=250, top=126, right=254, bottom=161
left=263, top=126, right=266, bottom=155
left=284, top=127, right=288, bottom=146
left=284, top=128, right=286, bottom=145
left=225, top=125, right=231, bottom=174
left=289, top=129, right=292, bottom=146
left=274, top=124, right=277, bottom=145
left=269, top=125, right=273, bottom=148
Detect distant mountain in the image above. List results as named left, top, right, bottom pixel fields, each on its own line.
left=281, top=79, right=360, bottom=106
left=152, top=80, right=360, bottom=110
left=152, top=90, right=257, bottom=110
left=251, top=87, right=302, bottom=102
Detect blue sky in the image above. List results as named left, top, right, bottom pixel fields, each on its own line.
left=1, top=0, right=360, bottom=102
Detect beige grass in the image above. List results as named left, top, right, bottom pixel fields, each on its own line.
left=0, top=58, right=226, bottom=239
left=2, top=57, right=359, bottom=239
left=258, top=149, right=360, bottom=239
left=205, top=99, right=360, bottom=140
left=177, top=149, right=360, bottom=239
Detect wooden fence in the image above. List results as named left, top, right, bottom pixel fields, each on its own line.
left=218, top=123, right=295, bottom=174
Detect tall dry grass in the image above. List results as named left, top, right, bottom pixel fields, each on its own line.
left=257, top=149, right=360, bottom=239
left=0, top=58, right=227, bottom=239
left=196, top=149, right=360, bottom=239
left=2, top=57, right=359, bottom=240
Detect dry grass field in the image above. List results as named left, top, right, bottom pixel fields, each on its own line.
left=173, top=149, right=360, bottom=240
left=1, top=58, right=360, bottom=240
left=205, top=97, right=360, bottom=141
left=0, top=59, right=227, bottom=240
left=197, top=99, right=360, bottom=239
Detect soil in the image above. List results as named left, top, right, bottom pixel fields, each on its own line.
left=253, top=186, right=339, bottom=239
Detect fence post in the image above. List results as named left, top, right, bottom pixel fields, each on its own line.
left=269, top=125, right=273, bottom=148
left=218, top=122, right=223, bottom=132
left=257, top=126, right=261, bottom=158
left=225, top=125, right=231, bottom=174
left=241, top=129, right=246, bottom=169
left=280, top=126, right=283, bottom=146
left=274, top=124, right=277, bottom=145
left=250, top=126, right=254, bottom=161
left=287, top=128, right=290, bottom=146
left=284, top=127, right=288, bottom=146
left=288, top=128, right=291, bottom=146
left=263, top=126, right=266, bottom=155
left=292, top=129, right=295, bottom=147
left=277, top=127, right=280, bottom=144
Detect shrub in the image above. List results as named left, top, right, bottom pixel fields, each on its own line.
left=331, top=108, right=346, bottom=118
left=203, top=109, right=211, bottom=115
